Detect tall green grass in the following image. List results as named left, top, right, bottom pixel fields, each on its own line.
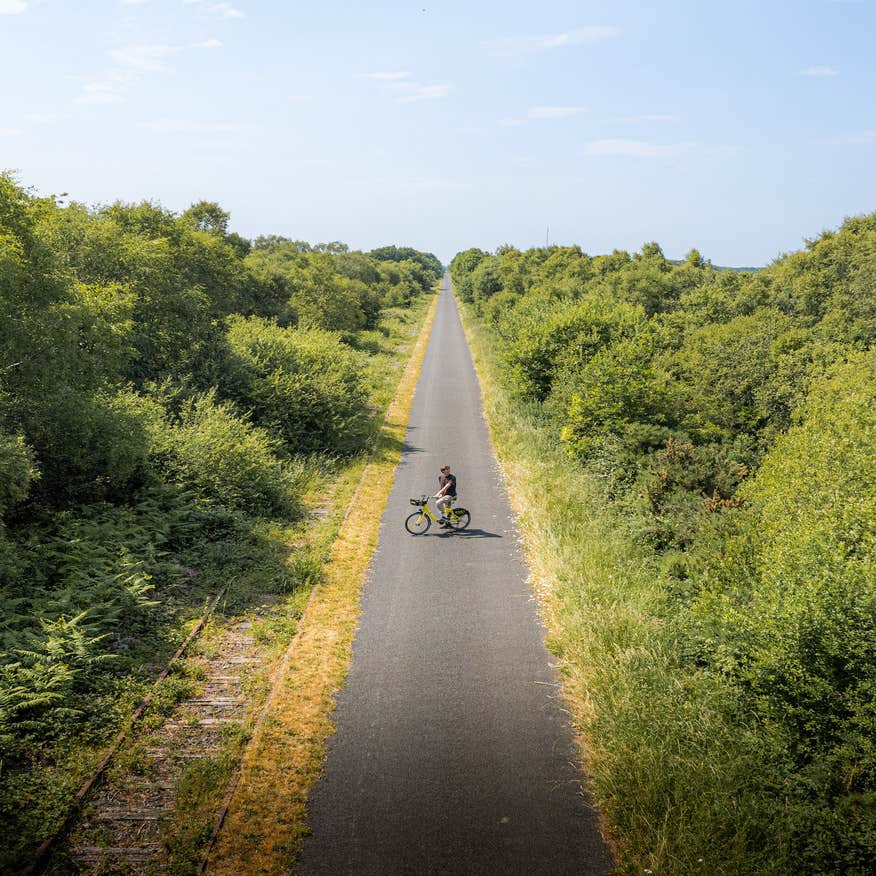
left=460, top=303, right=791, bottom=875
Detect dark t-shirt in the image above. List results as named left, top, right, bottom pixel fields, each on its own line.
left=438, top=473, right=457, bottom=497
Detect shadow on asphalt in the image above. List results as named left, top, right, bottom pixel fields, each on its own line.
left=427, top=528, right=502, bottom=539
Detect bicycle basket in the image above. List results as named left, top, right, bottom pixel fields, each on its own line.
left=410, top=498, right=427, bottom=506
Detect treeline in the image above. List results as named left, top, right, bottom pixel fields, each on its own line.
left=451, top=219, right=875, bottom=872
left=0, top=172, right=439, bottom=778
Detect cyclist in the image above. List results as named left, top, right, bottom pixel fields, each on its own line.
left=435, top=464, right=457, bottom=528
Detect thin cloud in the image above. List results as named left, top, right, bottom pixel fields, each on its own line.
left=26, top=112, right=70, bottom=124
left=137, top=119, right=242, bottom=134
left=601, top=113, right=679, bottom=125
left=296, top=158, right=340, bottom=169
left=207, top=2, right=244, bottom=18
left=0, top=127, right=22, bottom=136
left=76, top=72, right=134, bottom=105
left=403, top=176, right=469, bottom=193
left=185, top=0, right=245, bottom=19
left=583, top=138, right=694, bottom=158
left=363, top=71, right=413, bottom=81
left=800, top=65, right=838, bottom=77
left=110, top=44, right=179, bottom=72
left=501, top=105, right=586, bottom=126
left=528, top=106, right=585, bottom=119
left=489, top=26, right=621, bottom=58
left=825, top=130, right=876, bottom=145
left=76, top=41, right=220, bottom=106
left=364, top=72, right=449, bottom=104
left=394, top=82, right=450, bottom=104
left=0, top=0, right=27, bottom=13
left=348, top=175, right=468, bottom=193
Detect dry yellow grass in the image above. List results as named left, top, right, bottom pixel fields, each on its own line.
left=206, top=292, right=438, bottom=875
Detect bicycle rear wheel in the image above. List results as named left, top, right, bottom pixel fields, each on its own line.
left=405, top=511, right=431, bottom=534
left=449, top=509, right=470, bottom=530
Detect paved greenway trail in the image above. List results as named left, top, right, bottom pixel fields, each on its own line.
left=298, top=277, right=613, bottom=875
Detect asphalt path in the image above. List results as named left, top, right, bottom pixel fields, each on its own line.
left=297, top=277, right=613, bottom=875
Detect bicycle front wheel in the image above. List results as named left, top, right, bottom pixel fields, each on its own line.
left=405, top=511, right=431, bottom=535
left=449, top=509, right=470, bottom=530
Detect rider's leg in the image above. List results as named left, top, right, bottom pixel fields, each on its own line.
left=436, top=495, right=452, bottom=519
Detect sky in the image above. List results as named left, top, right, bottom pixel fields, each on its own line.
left=1, top=0, right=875, bottom=265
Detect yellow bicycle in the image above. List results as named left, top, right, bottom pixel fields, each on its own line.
left=405, top=495, right=471, bottom=534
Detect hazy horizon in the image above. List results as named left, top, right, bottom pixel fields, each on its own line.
left=2, top=0, right=874, bottom=265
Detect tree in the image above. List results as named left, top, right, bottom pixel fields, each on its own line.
left=181, top=200, right=230, bottom=235
left=370, top=245, right=443, bottom=280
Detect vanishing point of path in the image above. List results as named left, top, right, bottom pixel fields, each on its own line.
left=298, top=278, right=613, bottom=875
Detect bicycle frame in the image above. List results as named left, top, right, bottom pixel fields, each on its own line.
left=415, top=502, right=441, bottom=524
left=412, top=497, right=461, bottom=523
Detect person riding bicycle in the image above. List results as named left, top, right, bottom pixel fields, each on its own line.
left=435, top=464, right=457, bottom=528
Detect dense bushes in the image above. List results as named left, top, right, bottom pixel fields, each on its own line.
left=153, top=391, right=304, bottom=517
left=682, top=352, right=876, bottom=871
left=224, top=316, right=371, bottom=455
left=451, top=215, right=876, bottom=871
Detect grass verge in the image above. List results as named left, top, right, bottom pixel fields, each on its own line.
left=457, top=296, right=784, bottom=875
left=205, top=291, right=439, bottom=874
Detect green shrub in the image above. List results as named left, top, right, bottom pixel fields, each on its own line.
left=374, top=259, right=433, bottom=308
left=479, top=289, right=520, bottom=328
left=448, top=247, right=488, bottom=302
left=285, top=260, right=366, bottom=331
left=369, top=245, right=443, bottom=282
left=155, top=391, right=302, bottom=517
left=502, top=294, right=645, bottom=403
left=0, top=430, right=38, bottom=517
left=224, top=316, right=371, bottom=455
left=452, top=220, right=876, bottom=873
left=559, top=331, right=671, bottom=459
left=25, top=388, right=160, bottom=505
left=669, top=307, right=793, bottom=447
left=634, top=437, right=748, bottom=549
left=684, top=350, right=876, bottom=871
